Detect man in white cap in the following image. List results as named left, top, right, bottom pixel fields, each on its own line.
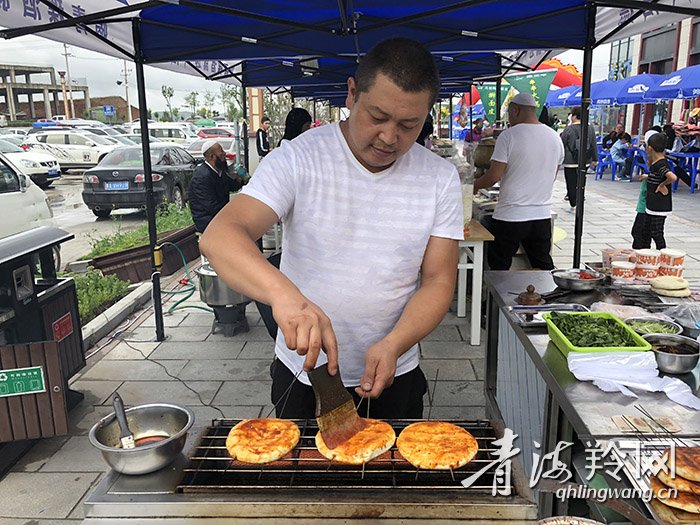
left=189, top=139, right=245, bottom=233
left=474, top=92, right=564, bottom=270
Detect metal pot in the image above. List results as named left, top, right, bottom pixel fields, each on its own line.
left=196, top=264, right=250, bottom=306
left=551, top=269, right=605, bottom=291
left=89, top=403, right=194, bottom=475
left=643, top=333, right=700, bottom=375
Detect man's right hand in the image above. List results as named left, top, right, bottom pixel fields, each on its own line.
left=271, top=294, right=338, bottom=374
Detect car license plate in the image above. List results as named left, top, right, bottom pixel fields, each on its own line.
left=104, top=181, right=129, bottom=191
left=48, top=169, right=59, bottom=176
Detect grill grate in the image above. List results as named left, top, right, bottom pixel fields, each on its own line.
left=177, top=419, right=507, bottom=493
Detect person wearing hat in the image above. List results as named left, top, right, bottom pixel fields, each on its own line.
left=189, top=139, right=245, bottom=233
left=474, top=92, right=565, bottom=271
left=256, top=116, right=271, bottom=159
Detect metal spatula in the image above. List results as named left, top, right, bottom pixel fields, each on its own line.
left=308, top=364, right=367, bottom=450
left=112, top=393, right=135, bottom=449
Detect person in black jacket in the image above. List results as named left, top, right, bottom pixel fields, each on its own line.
left=189, top=140, right=244, bottom=233
left=640, top=132, right=677, bottom=250
left=560, top=106, right=598, bottom=210
left=256, top=116, right=271, bottom=159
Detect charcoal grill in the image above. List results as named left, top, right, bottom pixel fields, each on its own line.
left=84, top=418, right=537, bottom=523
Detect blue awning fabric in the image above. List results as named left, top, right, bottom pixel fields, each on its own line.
left=138, top=0, right=589, bottom=63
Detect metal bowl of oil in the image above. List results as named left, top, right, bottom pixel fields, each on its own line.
left=89, top=403, right=194, bottom=475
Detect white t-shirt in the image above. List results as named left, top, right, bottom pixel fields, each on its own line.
left=242, top=123, right=463, bottom=386
left=491, top=123, right=564, bottom=222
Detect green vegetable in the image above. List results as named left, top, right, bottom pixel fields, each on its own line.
left=626, top=320, right=678, bottom=335
left=549, top=312, right=638, bottom=347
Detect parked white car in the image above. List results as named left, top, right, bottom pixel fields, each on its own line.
left=24, top=131, right=117, bottom=170
left=0, top=138, right=61, bottom=189
left=129, top=123, right=198, bottom=145
left=0, top=154, right=55, bottom=240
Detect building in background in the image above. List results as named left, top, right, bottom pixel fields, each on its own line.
left=625, top=16, right=699, bottom=133
left=0, top=64, right=90, bottom=121
left=73, top=96, right=139, bottom=123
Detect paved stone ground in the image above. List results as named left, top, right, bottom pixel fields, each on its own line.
left=1, top=170, right=698, bottom=524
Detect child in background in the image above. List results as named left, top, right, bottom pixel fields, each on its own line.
left=639, top=132, right=677, bottom=250
left=631, top=129, right=660, bottom=249
left=610, top=133, right=632, bottom=179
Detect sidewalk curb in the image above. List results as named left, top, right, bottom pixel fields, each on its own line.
left=82, top=281, right=152, bottom=349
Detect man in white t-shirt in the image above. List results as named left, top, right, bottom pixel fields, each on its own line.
left=474, top=93, right=564, bottom=271
left=201, top=38, right=463, bottom=419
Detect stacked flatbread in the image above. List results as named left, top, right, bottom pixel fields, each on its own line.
left=650, top=448, right=700, bottom=521
left=650, top=276, right=691, bottom=298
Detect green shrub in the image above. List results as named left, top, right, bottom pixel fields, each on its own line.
left=84, top=204, right=192, bottom=259
left=72, top=270, right=130, bottom=325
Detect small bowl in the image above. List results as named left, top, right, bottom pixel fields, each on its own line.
left=643, top=334, right=700, bottom=375
left=89, top=403, right=194, bottom=475
left=625, top=317, right=683, bottom=336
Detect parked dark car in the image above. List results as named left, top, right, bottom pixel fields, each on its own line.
left=81, top=145, right=197, bottom=218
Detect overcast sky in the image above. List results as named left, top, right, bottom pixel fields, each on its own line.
left=0, top=35, right=612, bottom=113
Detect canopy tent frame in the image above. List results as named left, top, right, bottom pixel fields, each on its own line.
left=2, top=0, right=694, bottom=341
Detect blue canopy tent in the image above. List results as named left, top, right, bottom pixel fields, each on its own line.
left=643, top=64, right=700, bottom=100
left=4, top=0, right=695, bottom=340
left=559, top=79, right=618, bottom=107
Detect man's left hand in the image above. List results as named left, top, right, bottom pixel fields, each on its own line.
left=656, top=184, right=669, bottom=195
left=355, top=340, right=399, bottom=399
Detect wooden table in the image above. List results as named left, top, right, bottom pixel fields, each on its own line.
left=457, top=220, right=494, bottom=346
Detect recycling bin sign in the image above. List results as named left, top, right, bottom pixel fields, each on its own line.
left=0, top=366, right=46, bottom=398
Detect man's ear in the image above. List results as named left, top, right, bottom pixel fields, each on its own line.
left=345, top=77, right=357, bottom=110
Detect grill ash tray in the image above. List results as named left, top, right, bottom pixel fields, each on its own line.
left=178, top=419, right=506, bottom=493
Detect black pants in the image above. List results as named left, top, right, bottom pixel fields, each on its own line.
left=564, top=167, right=586, bottom=207
left=488, top=218, right=554, bottom=271
left=617, top=158, right=634, bottom=179
left=270, top=359, right=428, bottom=419
left=632, top=212, right=666, bottom=250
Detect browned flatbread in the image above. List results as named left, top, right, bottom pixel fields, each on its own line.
left=658, top=450, right=700, bottom=496
left=396, top=421, right=478, bottom=470
left=315, top=418, right=395, bottom=465
left=651, top=475, right=700, bottom=514
left=675, top=448, right=700, bottom=483
left=650, top=498, right=700, bottom=525
left=226, top=418, right=300, bottom=464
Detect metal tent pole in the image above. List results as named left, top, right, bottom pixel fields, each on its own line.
left=132, top=19, right=165, bottom=341
left=241, top=84, right=249, bottom=173
left=449, top=96, right=453, bottom=140
left=469, top=86, right=473, bottom=132
left=573, top=2, right=597, bottom=268
left=496, top=76, right=502, bottom=126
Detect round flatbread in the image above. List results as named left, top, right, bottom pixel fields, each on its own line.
left=226, top=418, right=300, bottom=464
left=675, top=447, right=700, bottom=483
left=650, top=276, right=689, bottom=291
left=396, top=421, right=479, bottom=470
left=652, top=286, right=691, bottom=298
left=315, top=418, right=395, bottom=465
left=651, top=475, right=700, bottom=514
left=659, top=449, right=700, bottom=495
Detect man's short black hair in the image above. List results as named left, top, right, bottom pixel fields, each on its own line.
left=570, top=106, right=581, bottom=119
left=354, top=38, right=440, bottom=107
left=474, top=118, right=484, bottom=124
left=650, top=125, right=662, bottom=133
left=621, top=133, right=632, bottom=142
left=261, top=116, right=270, bottom=123
left=647, top=132, right=667, bottom=153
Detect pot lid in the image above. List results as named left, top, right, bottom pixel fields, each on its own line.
left=196, top=264, right=218, bottom=277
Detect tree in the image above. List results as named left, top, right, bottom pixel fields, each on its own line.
left=220, top=84, right=244, bottom=121
left=203, top=90, right=217, bottom=117
left=161, top=85, right=175, bottom=120
left=184, top=91, right=199, bottom=116
left=171, top=107, right=179, bottom=120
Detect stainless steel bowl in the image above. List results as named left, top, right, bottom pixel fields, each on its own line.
left=89, top=403, right=194, bottom=475
left=196, top=264, right=250, bottom=306
left=624, top=317, right=683, bottom=336
left=643, top=334, right=700, bottom=375
left=551, top=269, right=605, bottom=291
